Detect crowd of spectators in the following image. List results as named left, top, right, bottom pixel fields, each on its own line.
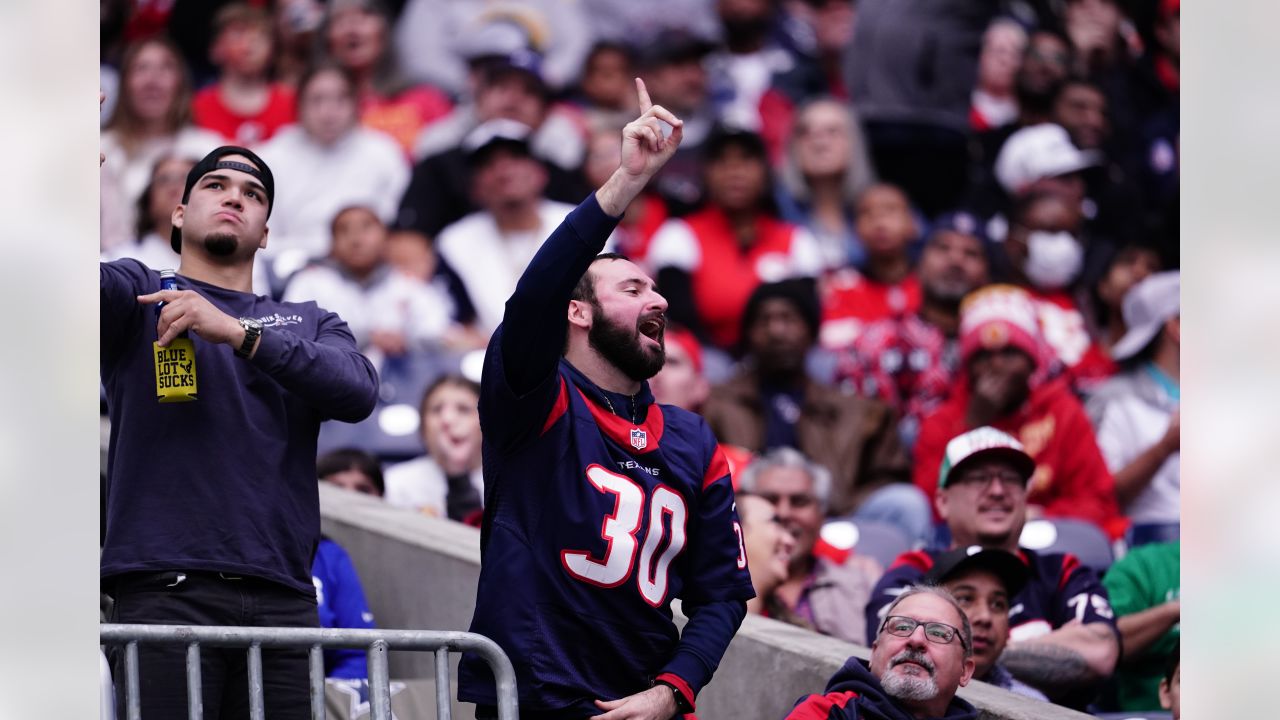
left=101, top=0, right=1179, bottom=714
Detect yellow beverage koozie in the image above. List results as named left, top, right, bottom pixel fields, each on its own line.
left=154, top=338, right=198, bottom=403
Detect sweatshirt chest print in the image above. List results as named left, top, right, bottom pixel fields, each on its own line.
left=255, top=312, right=304, bottom=328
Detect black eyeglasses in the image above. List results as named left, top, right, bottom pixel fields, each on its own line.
left=952, top=469, right=1025, bottom=490
left=880, top=615, right=967, bottom=650
left=756, top=491, right=818, bottom=509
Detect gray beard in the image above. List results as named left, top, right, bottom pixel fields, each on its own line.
left=882, top=672, right=940, bottom=702
left=202, top=232, right=238, bottom=257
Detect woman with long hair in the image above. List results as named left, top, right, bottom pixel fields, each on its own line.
left=775, top=97, right=877, bottom=272
left=100, top=37, right=222, bottom=250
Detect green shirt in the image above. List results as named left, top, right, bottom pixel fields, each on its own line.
left=1103, top=540, right=1180, bottom=711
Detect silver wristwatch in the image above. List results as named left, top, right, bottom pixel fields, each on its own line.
left=235, top=317, right=263, bottom=358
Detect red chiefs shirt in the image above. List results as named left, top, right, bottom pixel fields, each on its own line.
left=913, top=376, right=1125, bottom=538
left=192, top=84, right=296, bottom=145
left=818, top=269, right=921, bottom=350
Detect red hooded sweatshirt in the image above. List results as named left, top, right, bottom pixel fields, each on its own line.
left=913, top=375, right=1124, bottom=538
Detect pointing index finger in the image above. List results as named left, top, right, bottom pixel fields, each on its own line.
left=635, top=77, right=652, bottom=115
left=137, top=290, right=178, bottom=305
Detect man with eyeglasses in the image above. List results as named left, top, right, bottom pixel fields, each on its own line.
left=787, top=585, right=978, bottom=720
left=866, top=427, right=1119, bottom=709
left=737, top=447, right=885, bottom=644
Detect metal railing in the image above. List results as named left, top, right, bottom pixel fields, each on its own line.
left=100, top=624, right=518, bottom=720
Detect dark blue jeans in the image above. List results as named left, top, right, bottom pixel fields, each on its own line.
left=106, top=570, right=319, bottom=719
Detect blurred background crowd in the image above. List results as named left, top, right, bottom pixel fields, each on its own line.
left=99, top=0, right=1180, bottom=714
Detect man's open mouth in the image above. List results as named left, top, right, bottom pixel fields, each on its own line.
left=639, top=316, right=665, bottom=341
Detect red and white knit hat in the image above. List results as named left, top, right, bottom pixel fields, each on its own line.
left=958, top=284, right=1045, bottom=366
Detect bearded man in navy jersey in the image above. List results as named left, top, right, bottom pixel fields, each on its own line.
left=458, top=79, right=755, bottom=720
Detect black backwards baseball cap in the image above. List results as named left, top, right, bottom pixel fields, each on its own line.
left=925, top=545, right=1030, bottom=598
left=171, top=146, right=276, bottom=252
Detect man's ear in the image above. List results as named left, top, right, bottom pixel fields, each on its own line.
left=171, top=204, right=185, bottom=233
left=958, top=656, right=976, bottom=687
left=935, top=488, right=950, bottom=522
left=259, top=225, right=269, bottom=251
left=567, top=299, right=593, bottom=330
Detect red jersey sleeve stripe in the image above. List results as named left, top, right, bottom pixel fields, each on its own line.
left=1058, top=553, right=1081, bottom=591
left=540, top=377, right=569, bottom=436
left=702, top=445, right=731, bottom=490
left=786, top=691, right=860, bottom=720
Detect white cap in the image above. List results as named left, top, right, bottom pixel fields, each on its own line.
left=1112, top=271, right=1180, bottom=361
left=462, top=119, right=534, bottom=155
left=994, top=123, right=1103, bottom=195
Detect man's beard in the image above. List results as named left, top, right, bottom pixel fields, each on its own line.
left=922, top=273, right=973, bottom=308
left=202, top=232, right=239, bottom=257
left=881, top=650, right=940, bottom=703
left=588, top=304, right=665, bottom=382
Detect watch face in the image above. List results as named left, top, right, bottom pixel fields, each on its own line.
left=241, top=318, right=263, bottom=331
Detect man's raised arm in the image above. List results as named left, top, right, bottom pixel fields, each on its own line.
left=496, top=79, right=684, bottom=399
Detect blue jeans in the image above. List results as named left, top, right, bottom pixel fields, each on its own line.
left=1128, top=522, right=1180, bottom=548
left=106, top=570, right=319, bottom=720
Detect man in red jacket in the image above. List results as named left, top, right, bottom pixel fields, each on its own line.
left=913, top=284, right=1124, bottom=539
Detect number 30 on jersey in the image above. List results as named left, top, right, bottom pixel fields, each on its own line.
left=561, top=464, right=688, bottom=606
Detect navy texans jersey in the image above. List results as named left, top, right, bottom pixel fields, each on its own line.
left=458, top=338, right=755, bottom=714
left=864, top=548, right=1118, bottom=647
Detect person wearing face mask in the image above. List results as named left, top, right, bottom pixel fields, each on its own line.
left=383, top=374, right=484, bottom=524
left=912, top=285, right=1124, bottom=540
left=998, top=190, right=1118, bottom=393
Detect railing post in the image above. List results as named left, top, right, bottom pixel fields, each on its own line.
left=124, top=640, right=141, bottom=720
left=434, top=647, right=452, bottom=720
left=367, top=639, right=392, bottom=720
left=308, top=645, right=326, bottom=720
left=246, top=642, right=264, bottom=720
left=185, top=642, right=203, bottom=720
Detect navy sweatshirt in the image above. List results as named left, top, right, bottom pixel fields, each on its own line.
left=100, top=259, right=378, bottom=594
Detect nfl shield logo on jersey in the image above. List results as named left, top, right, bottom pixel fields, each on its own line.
left=630, top=428, right=647, bottom=450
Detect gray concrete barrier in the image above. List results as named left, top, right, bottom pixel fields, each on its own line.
left=318, top=484, right=1094, bottom=720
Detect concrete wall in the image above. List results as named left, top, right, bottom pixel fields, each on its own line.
left=319, top=485, right=1094, bottom=720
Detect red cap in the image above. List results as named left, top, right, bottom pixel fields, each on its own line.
left=664, top=325, right=703, bottom=374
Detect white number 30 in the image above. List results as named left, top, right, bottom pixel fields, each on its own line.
left=561, top=464, right=689, bottom=606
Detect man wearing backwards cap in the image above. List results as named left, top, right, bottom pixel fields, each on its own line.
left=911, top=283, right=1123, bottom=536
left=867, top=427, right=1119, bottom=708
left=100, top=145, right=378, bottom=718
left=926, top=546, right=1047, bottom=701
